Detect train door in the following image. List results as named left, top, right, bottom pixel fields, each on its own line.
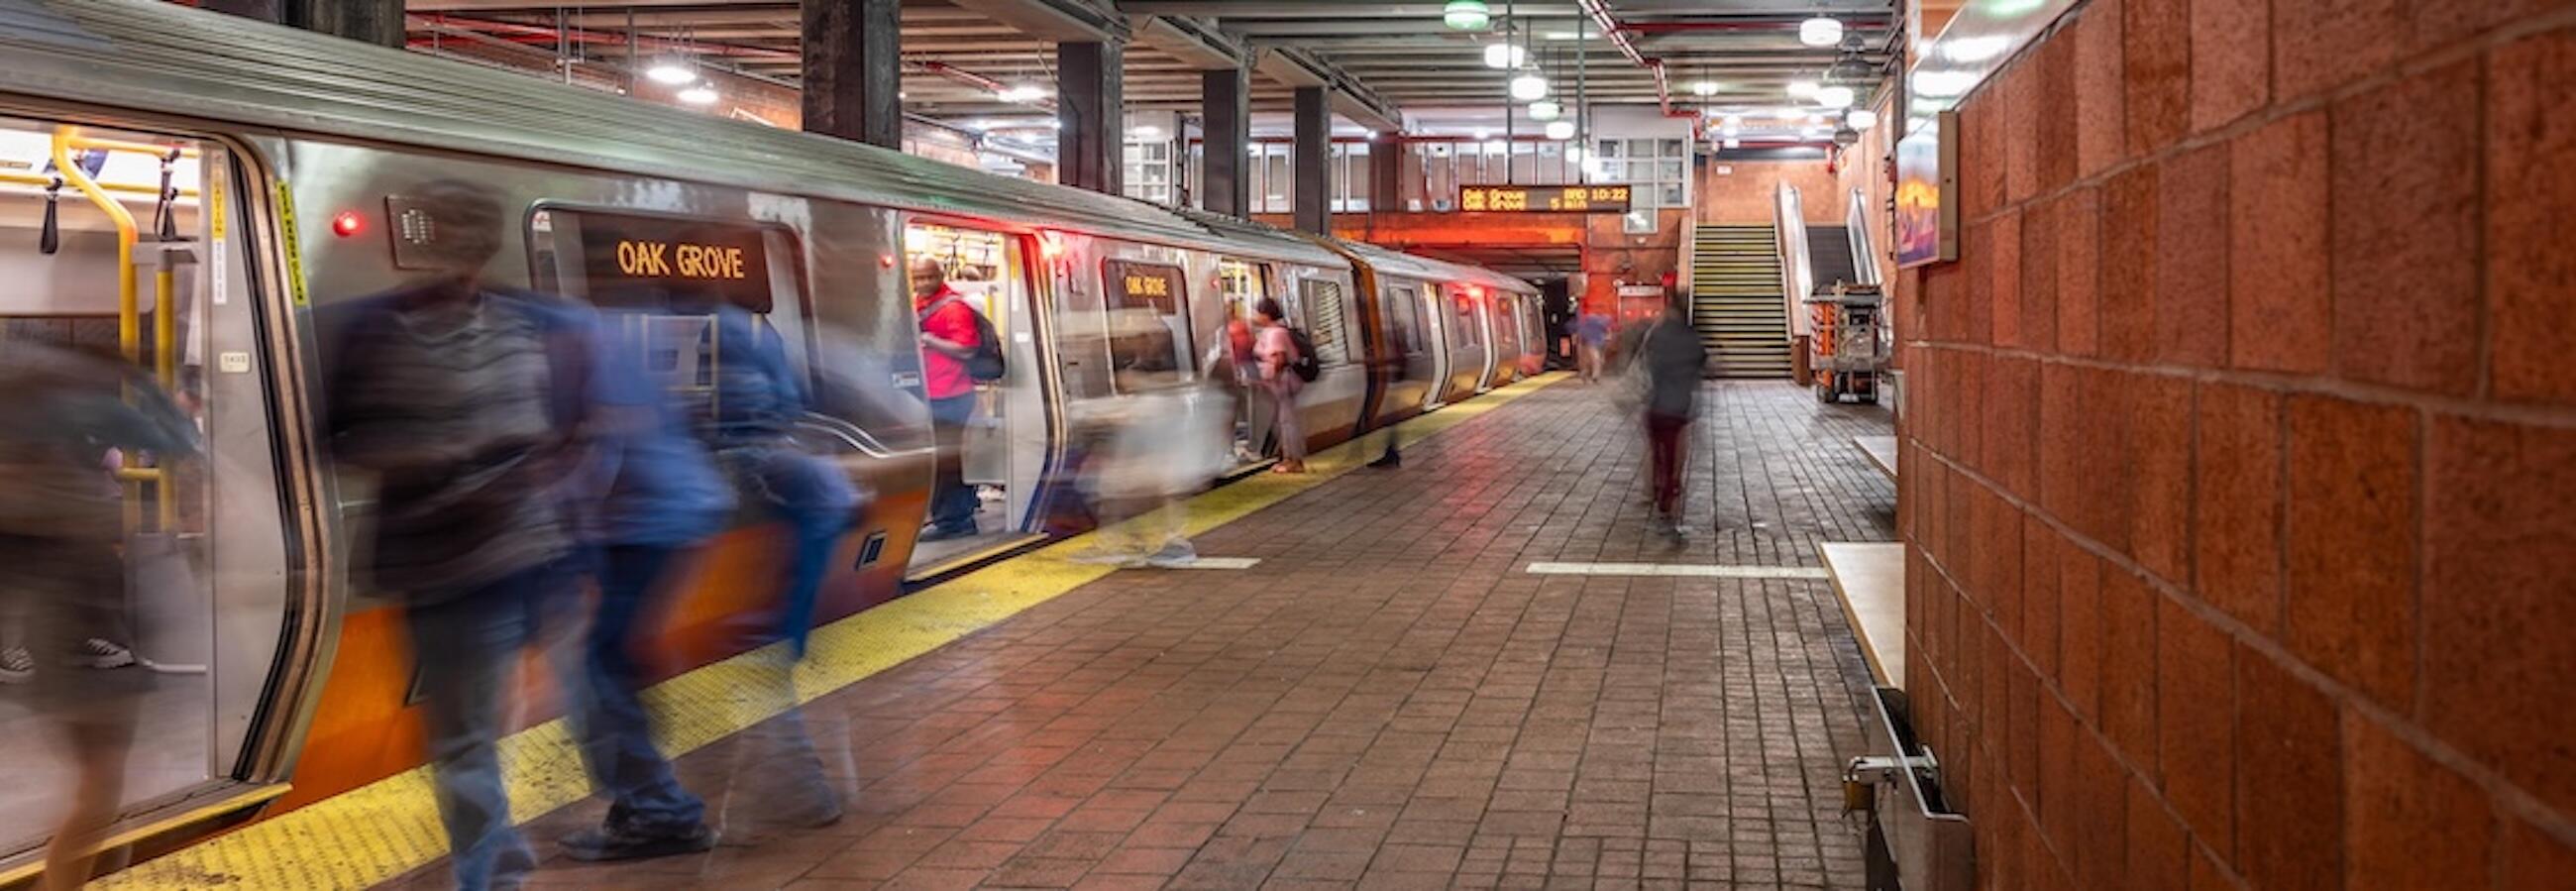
left=1213, top=257, right=1267, bottom=468
left=902, top=222, right=1047, bottom=569
left=1414, top=281, right=1449, bottom=408
left=0, top=116, right=297, bottom=857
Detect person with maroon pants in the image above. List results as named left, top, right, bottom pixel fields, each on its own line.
left=1638, top=294, right=1706, bottom=538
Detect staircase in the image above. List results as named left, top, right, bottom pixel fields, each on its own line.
left=1807, top=227, right=1860, bottom=295
left=1689, top=225, right=1792, bottom=378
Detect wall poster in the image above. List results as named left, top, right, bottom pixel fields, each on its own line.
left=1892, top=111, right=1959, bottom=269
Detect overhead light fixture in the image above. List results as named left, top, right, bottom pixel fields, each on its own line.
left=1691, top=80, right=1718, bottom=97
left=996, top=83, right=1050, bottom=103
left=1483, top=44, right=1528, bottom=69
left=1510, top=73, right=1549, bottom=101
left=1544, top=30, right=1578, bottom=41
left=677, top=85, right=719, bottom=105
left=644, top=59, right=697, bottom=86
left=1443, top=0, right=1491, bottom=30
left=1815, top=85, right=1856, bottom=109
left=1472, top=128, right=1491, bottom=140
left=1799, top=17, right=1844, bottom=48
left=1544, top=120, right=1576, bottom=140
left=1846, top=109, right=1879, bottom=129
left=1528, top=99, right=1561, bottom=120
left=1787, top=80, right=1820, bottom=98
left=1722, top=137, right=1742, bottom=149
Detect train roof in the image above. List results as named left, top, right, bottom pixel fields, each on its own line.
left=0, top=0, right=1225, bottom=246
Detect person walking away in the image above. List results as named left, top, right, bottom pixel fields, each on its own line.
left=912, top=259, right=983, bottom=541
left=1252, top=297, right=1307, bottom=474
left=1639, top=295, right=1707, bottom=538
left=322, top=179, right=596, bottom=891
left=1575, top=310, right=1611, bottom=384
left=1077, top=311, right=1229, bottom=566
left=0, top=340, right=195, bottom=891
left=556, top=306, right=735, bottom=862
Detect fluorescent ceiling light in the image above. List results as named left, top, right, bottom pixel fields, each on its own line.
left=1691, top=80, right=1718, bottom=97
left=677, top=86, right=718, bottom=105
left=1510, top=74, right=1549, bottom=101
left=644, top=61, right=696, bottom=85
left=1544, top=30, right=1578, bottom=41
left=996, top=84, right=1050, bottom=103
left=1722, top=137, right=1742, bottom=149
left=1799, top=17, right=1844, bottom=48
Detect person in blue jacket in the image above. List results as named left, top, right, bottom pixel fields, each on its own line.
left=555, top=305, right=736, bottom=861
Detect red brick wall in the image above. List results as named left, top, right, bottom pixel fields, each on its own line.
left=1696, top=160, right=1845, bottom=224
left=1895, top=1, right=2576, bottom=889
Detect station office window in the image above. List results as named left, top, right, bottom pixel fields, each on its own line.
left=1123, top=140, right=1175, bottom=206
left=1595, top=138, right=1689, bottom=209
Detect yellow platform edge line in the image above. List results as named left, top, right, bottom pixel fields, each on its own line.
left=98, top=372, right=1567, bottom=891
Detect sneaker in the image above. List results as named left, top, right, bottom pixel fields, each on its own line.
left=1142, top=540, right=1198, bottom=568
left=0, top=646, right=31, bottom=684
left=80, top=638, right=136, bottom=669
left=558, top=824, right=716, bottom=862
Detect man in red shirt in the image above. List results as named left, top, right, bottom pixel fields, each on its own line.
left=912, top=258, right=983, bottom=541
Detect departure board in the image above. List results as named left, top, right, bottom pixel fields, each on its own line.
left=1457, top=184, right=1632, bottom=213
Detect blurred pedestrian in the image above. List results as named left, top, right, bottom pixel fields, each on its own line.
left=323, top=179, right=595, bottom=891
left=556, top=306, right=735, bottom=862
left=1072, top=311, right=1229, bottom=567
left=1639, top=293, right=1707, bottom=538
left=1575, top=309, right=1611, bottom=384
left=912, top=258, right=983, bottom=541
left=1251, top=297, right=1306, bottom=474
left=0, top=340, right=194, bottom=891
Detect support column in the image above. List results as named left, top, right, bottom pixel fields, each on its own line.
left=1200, top=68, right=1252, bottom=218
left=1368, top=134, right=1402, bottom=212
left=1057, top=42, right=1126, bottom=195
left=801, top=0, right=903, bottom=150
left=206, top=0, right=403, bottom=48
left=1292, top=86, right=1331, bottom=235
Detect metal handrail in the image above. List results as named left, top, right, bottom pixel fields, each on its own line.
left=1848, top=187, right=1882, bottom=287
left=1773, top=181, right=1813, bottom=336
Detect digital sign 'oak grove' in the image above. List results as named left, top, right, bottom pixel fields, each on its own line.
left=574, top=211, right=774, bottom=310
left=1457, top=184, right=1632, bottom=213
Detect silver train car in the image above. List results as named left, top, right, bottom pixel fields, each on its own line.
left=0, top=0, right=1545, bottom=877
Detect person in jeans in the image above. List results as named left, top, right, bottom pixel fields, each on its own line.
left=1638, top=294, right=1707, bottom=538
left=912, top=258, right=983, bottom=541
left=1576, top=310, right=1611, bottom=384
left=1252, top=297, right=1306, bottom=474
left=556, top=306, right=736, bottom=862
left=323, top=180, right=595, bottom=891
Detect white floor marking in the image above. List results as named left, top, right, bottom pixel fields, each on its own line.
left=1160, top=556, right=1262, bottom=570
left=1524, top=561, right=1830, bottom=580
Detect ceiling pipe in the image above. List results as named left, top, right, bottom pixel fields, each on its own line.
left=915, top=59, right=1061, bottom=110
left=1567, top=0, right=1688, bottom=120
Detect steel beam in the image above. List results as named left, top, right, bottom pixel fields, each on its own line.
left=802, top=0, right=903, bottom=150
left=1202, top=67, right=1252, bottom=218
left=1293, top=86, right=1331, bottom=235
left=1057, top=42, right=1126, bottom=194
left=949, top=0, right=1128, bottom=43
left=1133, top=15, right=1254, bottom=69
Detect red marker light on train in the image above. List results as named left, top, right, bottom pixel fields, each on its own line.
left=1037, top=230, right=1066, bottom=262
left=880, top=254, right=898, bottom=269
left=330, top=210, right=366, bottom=238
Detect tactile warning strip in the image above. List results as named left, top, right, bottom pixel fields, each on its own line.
left=95, top=373, right=1567, bottom=891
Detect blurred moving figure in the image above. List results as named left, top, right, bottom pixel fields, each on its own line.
left=698, top=303, right=855, bottom=830
left=1251, top=298, right=1306, bottom=474
left=0, top=341, right=194, bottom=891
left=323, top=180, right=594, bottom=891
left=1575, top=309, right=1611, bottom=384
left=557, top=307, right=735, bottom=862
left=912, top=258, right=983, bottom=541
left=1070, top=310, right=1230, bottom=567
left=1638, top=293, right=1707, bottom=539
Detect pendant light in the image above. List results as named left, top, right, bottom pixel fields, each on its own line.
left=1444, top=0, right=1490, bottom=30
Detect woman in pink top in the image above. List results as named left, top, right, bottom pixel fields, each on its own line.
left=1253, top=298, right=1306, bottom=473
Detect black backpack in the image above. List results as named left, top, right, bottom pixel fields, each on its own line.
left=1283, top=326, right=1321, bottom=383
left=922, top=295, right=1008, bottom=382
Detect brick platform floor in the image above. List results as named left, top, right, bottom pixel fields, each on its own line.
left=388, top=380, right=1898, bottom=890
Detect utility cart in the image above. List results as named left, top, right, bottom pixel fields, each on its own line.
left=1805, top=284, right=1887, bottom=404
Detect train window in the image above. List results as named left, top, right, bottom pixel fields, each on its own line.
left=1298, top=278, right=1352, bottom=367
left=1101, top=260, right=1193, bottom=385
left=1449, top=286, right=1485, bottom=349
left=1217, top=258, right=1265, bottom=310
left=1380, top=279, right=1424, bottom=356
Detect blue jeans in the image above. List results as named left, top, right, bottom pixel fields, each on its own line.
left=404, top=559, right=578, bottom=891
left=571, top=545, right=707, bottom=835
left=927, top=393, right=979, bottom=532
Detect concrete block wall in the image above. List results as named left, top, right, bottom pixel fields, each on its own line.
left=1893, top=0, right=2576, bottom=887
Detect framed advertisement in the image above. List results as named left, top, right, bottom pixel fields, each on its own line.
left=1893, top=112, right=1959, bottom=269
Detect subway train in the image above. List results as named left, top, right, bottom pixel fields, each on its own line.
left=0, top=0, right=1548, bottom=876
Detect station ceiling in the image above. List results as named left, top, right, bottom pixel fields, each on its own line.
left=400, top=0, right=1901, bottom=135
